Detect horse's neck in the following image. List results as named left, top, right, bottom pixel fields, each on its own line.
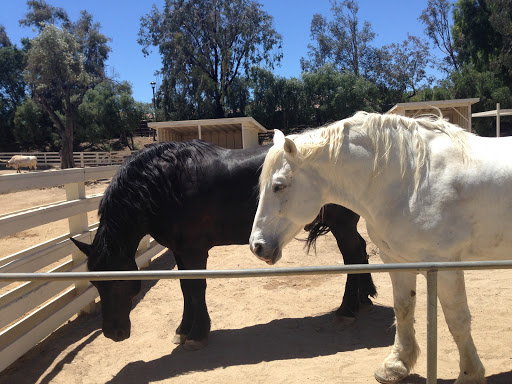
left=99, top=218, right=146, bottom=257
left=320, top=131, right=410, bottom=221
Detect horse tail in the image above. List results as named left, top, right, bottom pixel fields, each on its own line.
left=303, top=207, right=330, bottom=254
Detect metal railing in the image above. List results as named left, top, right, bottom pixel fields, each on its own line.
left=2, top=259, right=512, bottom=384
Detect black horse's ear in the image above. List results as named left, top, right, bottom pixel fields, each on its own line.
left=70, top=237, right=92, bottom=257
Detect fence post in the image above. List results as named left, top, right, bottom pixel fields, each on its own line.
left=65, top=179, right=95, bottom=313
left=426, top=270, right=438, bottom=384
left=137, top=235, right=152, bottom=269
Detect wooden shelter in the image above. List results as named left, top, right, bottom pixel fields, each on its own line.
left=148, top=117, right=267, bottom=149
left=387, top=98, right=480, bottom=132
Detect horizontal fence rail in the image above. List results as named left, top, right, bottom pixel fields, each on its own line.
left=0, top=151, right=136, bottom=168
left=2, top=260, right=512, bottom=281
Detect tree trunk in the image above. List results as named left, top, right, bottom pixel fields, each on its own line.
left=61, top=110, right=76, bottom=169
left=214, top=93, right=225, bottom=118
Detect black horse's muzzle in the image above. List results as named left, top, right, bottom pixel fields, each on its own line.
left=102, top=320, right=131, bottom=342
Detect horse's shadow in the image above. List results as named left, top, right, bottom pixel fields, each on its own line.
left=105, top=304, right=396, bottom=384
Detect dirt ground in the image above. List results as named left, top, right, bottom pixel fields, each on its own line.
left=1, top=171, right=512, bottom=384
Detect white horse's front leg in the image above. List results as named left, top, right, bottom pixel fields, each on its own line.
left=375, top=271, right=420, bottom=383
left=437, top=271, right=485, bottom=384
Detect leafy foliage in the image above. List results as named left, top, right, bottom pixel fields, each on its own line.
left=376, top=35, right=433, bottom=103
left=13, top=98, right=56, bottom=149
left=453, top=0, right=512, bottom=86
left=419, top=0, right=459, bottom=72
left=301, top=0, right=376, bottom=78
left=247, top=64, right=379, bottom=131
left=76, top=81, right=147, bottom=149
left=22, top=1, right=111, bottom=168
left=0, top=29, right=26, bottom=150
left=139, top=0, right=282, bottom=118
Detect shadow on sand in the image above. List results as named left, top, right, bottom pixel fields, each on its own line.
left=104, top=303, right=396, bottom=384
left=0, top=251, right=176, bottom=383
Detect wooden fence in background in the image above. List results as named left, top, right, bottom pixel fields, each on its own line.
left=0, top=167, right=166, bottom=372
left=0, top=151, right=136, bottom=168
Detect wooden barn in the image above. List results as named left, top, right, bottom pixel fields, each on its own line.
left=387, top=98, right=480, bottom=132
left=148, top=117, right=267, bottom=149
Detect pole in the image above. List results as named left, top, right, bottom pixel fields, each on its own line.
left=497, top=103, right=501, bottom=137
left=426, top=270, right=438, bottom=384
left=150, top=81, right=156, bottom=123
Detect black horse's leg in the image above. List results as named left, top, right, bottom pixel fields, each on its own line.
left=356, top=233, right=377, bottom=306
left=330, top=223, right=363, bottom=321
left=323, top=206, right=376, bottom=321
left=173, top=254, right=194, bottom=344
left=173, top=249, right=211, bottom=350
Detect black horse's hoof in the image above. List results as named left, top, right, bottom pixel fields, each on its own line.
left=183, top=339, right=208, bottom=350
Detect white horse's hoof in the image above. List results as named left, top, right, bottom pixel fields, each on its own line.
left=183, top=339, right=208, bottom=350
left=374, top=365, right=408, bottom=384
left=172, top=333, right=187, bottom=345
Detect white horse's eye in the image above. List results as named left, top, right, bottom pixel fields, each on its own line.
left=272, top=184, right=286, bottom=193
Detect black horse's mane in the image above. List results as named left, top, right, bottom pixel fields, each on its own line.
left=89, top=140, right=226, bottom=269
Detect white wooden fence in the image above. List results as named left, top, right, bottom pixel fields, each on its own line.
left=0, top=167, right=166, bottom=372
left=0, top=151, right=136, bottom=168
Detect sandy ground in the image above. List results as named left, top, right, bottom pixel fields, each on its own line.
left=1, top=169, right=512, bottom=384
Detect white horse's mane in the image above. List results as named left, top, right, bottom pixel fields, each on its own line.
left=261, top=111, right=472, bottom=190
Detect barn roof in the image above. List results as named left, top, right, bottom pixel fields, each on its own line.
left=387, top=98, right=480, bottom=114
left=148, top=117, right=267, bottom=135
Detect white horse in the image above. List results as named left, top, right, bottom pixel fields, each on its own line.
left=249, top=111, right=512, bottom=384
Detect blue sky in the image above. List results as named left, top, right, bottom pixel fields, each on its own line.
left=1, top=0, right=444, bottom=103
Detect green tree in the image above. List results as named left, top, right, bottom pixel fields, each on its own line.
left=19, top=0, right=70, bottom=30
left=248, top=65, right=379, bottom=130
left=301, top=0, right=376, bottom=78
left=300, top=14, right=333, bottom=72
left=0, top=25, right=27, bottom=150
left=22, top=2, right=110, bottom=168
left=25, top=25, right=91, bottom=167
left=419, top=0, right=459, bottom=73
left=453, top=0, right=512, bottom=83
left=0, top=25, right=12, bottom=48
left=248, top=67, right=309, bottom=132
left=76, top=81, right=146, bottom=149
left=0, top=45, right=26, bottom=109
left=377, top=35, right=433, bottom=103
left=302, top=64, right=379, bottom=126
left=13, top=98, right=56, bottom=149
left=451, top=65, right=512, bottom=135
left=138, top=0, right=283, bottom=118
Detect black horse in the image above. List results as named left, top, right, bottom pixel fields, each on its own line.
left=71, top=140, right=376, bottom=349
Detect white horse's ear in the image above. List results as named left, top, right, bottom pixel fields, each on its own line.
left=273, top=129, right=285, bottom=144
left=283, top=137, right=297, bottom=157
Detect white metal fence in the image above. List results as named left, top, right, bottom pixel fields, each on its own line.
left=0, top=151, right=136, bottom=168
left=0, top=167, right=166, bottom=373
left=2, top=261, right=512, bottom=383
